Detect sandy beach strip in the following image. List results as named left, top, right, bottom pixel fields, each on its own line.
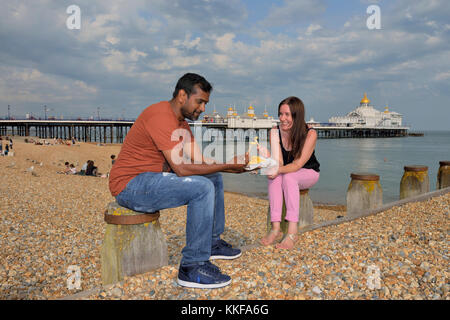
left=0, top=138, right=448, bottom=300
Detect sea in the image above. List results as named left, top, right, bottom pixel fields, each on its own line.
left=25, top=126, right=448, bottom=205
left=214, top=131, right=450, bottom=205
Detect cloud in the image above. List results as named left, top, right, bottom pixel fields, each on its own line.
left=263, top=0, right=326, bottom=27
left=434, top=71, right=450, bottom=81
left=149, top=0, right=248, bottom=34
left=305, top=24, right=322, bottom=35
left=0, top=65, right=98, bottom=109
left=215, top=33, right=236, bottom=52
left=0, top=0, right=449, bottom=129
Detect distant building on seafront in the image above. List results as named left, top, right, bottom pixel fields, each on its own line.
left=202, top=106, right=226, bottom=124
left=202, top=105, right=277, bottom=129
left=328, top=93, right=403, bottom=127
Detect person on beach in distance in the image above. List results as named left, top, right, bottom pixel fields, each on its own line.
left=107, top=155, right=116, bottom=178
left=63, top=161, right=71, bottom=174
left=69, top=163, right=77, bottom=175
left=109, top=73, right=249, bottom=289
left=259, top=96, right=320, bottom=249
left=80, top=160, right=89, bottom=175
left=85, top=160, right=98, bottom=176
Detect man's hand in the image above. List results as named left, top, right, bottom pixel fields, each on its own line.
left=224, top=152, right=249, bottom=173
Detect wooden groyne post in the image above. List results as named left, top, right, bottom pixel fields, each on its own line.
left=101, top=202, right=168, bottom=285
left=400, top=165, right=429, bottom=200
left=437, top=161, right=450, bottom=189
left=267, top=189, right=314, bottom=233
left=346, top=173, right=382, bottom=218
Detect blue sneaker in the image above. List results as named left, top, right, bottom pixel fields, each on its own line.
left=177, top=261, right=231, bottom=289
left=210, top=239, right=242, bottom=260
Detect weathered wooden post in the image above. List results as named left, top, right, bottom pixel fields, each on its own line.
left=346, top=173, right=382, bottom=218
left=437, top=161, right=450, bottom=189
left=298, top=189, right=314, bottom=228
left=400, top=165, right=429, bottom=199
left=101, top=202, right=168, bottom=285
left=267, top=189, right=314, bottom=233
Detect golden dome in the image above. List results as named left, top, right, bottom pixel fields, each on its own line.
left=360, top=92, right=370, bottom=104
left=248, top=106, right=254, bottom=110
left=384, top=105, right=389, bottom=114
left=228, top=107, right=233, bottom=111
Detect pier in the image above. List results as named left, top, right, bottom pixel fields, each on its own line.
left=192, top=123, right=409, bottom=141
left=0, top=120, right=133, bottom=143
left=0, top=120, right=409, bottom=143
left=312, top=125, right=409, bottom=139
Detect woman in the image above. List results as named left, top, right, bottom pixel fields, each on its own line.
left=260, top=96, right=320, bottom=249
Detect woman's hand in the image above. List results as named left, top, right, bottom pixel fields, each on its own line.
left=266, top=166, right=280, bottom=179
left=256, top=144, right=270, bottom=158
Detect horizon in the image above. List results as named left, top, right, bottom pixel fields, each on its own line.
left=1, top=1, right=449, bottom=131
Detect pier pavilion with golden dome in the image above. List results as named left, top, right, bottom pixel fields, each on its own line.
left=200, top=105, right=277, bottom=128
left=226, top=105, right=276, bottom=128
left=328, top=93, right=403, bottom=128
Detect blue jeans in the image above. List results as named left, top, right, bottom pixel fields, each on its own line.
left=116, top=172, right=225, bottom=265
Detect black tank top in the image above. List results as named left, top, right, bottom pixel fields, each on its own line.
left=278, top=127, right=320, bottom=172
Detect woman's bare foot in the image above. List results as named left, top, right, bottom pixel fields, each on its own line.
left=260, top=229, right=283, bottom=246
left=275, top=233, right=297, bottom=249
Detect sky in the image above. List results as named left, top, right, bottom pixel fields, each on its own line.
left=1, top=0, right=449, bottom=130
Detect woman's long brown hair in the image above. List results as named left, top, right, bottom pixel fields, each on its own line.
left=278, top=96, right=308, bottom=161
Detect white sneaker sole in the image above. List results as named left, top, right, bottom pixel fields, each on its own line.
left=209, top=251, right=242, bottom=260
left=177, top=278, right=231, bottom=289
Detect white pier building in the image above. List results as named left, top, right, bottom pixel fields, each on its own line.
left=328, top=93, right=403, bottom=128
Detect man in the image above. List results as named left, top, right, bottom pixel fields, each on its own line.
left=109, top=73, right=249, bottom=289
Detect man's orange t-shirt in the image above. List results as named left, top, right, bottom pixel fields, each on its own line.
left=109, top=101, right=193, bottom=196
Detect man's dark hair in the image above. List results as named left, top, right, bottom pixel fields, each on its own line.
left=172, top=73, right=213, bottom=99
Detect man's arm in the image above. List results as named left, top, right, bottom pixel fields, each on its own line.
left=162, top=147, right=248, bottom=177
left=182, top=137, right=249, bottom=174
left=184, top=139, right=216, bottom=165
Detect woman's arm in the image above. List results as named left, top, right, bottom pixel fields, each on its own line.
left=278, top=129, right=317, bottom=174
left=269, top=128, right=283, bottom=167
left=265, top=128, right=284, bottom=179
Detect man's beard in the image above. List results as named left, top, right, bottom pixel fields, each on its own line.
left=182, top=109, right=201, bottom=121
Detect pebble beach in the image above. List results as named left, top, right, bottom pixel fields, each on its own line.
left=0, top=138, right=448, bottom=300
